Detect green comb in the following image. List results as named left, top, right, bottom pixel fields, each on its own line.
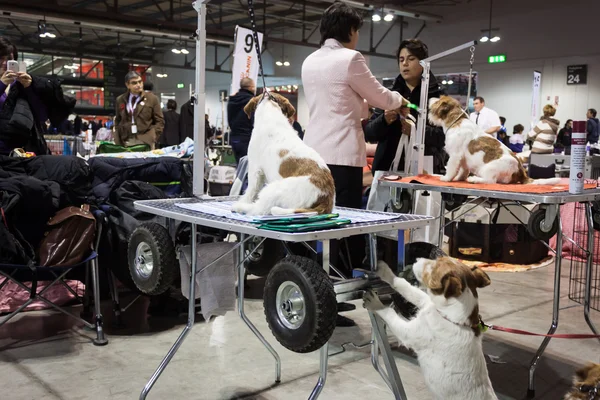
left=406, top=103, right=419, bottom=110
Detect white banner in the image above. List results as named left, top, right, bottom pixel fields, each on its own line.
left=230, top=26, right=264, bottom=96
left=530, top=70, right=542, bottom=129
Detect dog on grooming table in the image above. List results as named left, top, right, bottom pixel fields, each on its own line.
left=428, top=96, right=560, bottom=185
left=364, top=258, right=498, bottom=400
left=232, top=92, right=335, bottom=216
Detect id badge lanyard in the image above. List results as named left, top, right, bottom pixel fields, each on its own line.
left=127, top=94, right=142, bottom=134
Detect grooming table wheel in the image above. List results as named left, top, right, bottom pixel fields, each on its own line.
left=442, top=193, right=468, bottom=211
left=128, top=222, right=178, bottom=295
left=263, top=256, right=336, bottom=353
left=387, top=190, right=412, bottom=214
left=245, top=237, right=286, bottom=277
left=527, top=208, right=558, bottom=241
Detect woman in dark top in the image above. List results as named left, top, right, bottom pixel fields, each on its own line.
left=557, top=119, right=573, bottom=149
left=364, top=39, right=446, bottom=174
left=160, top=99, right=181, bottom=147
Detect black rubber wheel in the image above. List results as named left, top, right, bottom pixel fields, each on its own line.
left=527, top=208, right=559, bottom=241
left=245, top=238, right=286, bottom=277
left=263, top=256, right=337, bottom=353
left=442, top=193, right=468, bottom=211
left=128, top=222, right=178, bottom=296
left=387, top=190, right=412, bottom=214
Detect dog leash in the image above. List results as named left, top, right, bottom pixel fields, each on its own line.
left=480, top=317, right=600, bottom=339
left=247, top=0, right=271, bottom=100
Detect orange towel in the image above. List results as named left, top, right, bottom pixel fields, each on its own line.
left=386, top=174, right=598, bottom=194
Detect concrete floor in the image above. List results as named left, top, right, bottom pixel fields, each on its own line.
left=0, top=263, right=599, bottom=400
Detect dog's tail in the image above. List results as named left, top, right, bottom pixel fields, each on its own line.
left=271, top=203, right=330, bottom=216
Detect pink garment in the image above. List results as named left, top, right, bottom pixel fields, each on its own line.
left=0, top=279, right=85, bottom=314
left=302, top=39, right=405, bottom=167
left=548, top=202, right=600, bottom=264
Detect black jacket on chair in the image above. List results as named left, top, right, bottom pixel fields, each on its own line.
left=161, top=109, right=181, bottom=146
left=364, top=73, right=447, bottom=174
left=179, top=100, right=194, bottom=142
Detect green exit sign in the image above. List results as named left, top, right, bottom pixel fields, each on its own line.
left=177, top=83, right=185, bottom=89
left=488, top=54, right=506, bottom=64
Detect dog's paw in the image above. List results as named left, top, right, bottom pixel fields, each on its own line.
left=231, top=202, right=251, bottom=214
left=376, top=261, right=397, bottom=285
left=363, top=289, right=386, bottom=311
left=440, top=175, right=453, bottom=182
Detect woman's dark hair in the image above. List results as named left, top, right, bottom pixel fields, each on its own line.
left=396, top=39, right=428, bottom=62
left=500, top=116, right=506, bottom=125
left=565, top=119, right=573, bottom=127
left=589, top=108, right=598, bottom=118
left=513, top=124, right=524, bottom=134
left=319, top=2, right=363, bottom=46
left=0, top=37, right=17, bottom=61
left=166, top=99, right=177, bottom=110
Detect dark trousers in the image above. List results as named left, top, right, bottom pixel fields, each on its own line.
left=231, top=136, right=250, bottom=165
left=327, top=164, right=365, bottom=276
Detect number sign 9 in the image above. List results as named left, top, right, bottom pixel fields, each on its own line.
left=244, top=34, right=254, bottom=54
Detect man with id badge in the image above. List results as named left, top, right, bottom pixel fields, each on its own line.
left=115, top=71, right=164, bottom=149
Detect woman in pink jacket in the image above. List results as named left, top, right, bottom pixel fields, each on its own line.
left=301, top=3, right=407, bottom=322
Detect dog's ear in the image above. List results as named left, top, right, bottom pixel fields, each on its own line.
left=441, top=272, right=463, bottom=298
left=436, top=96, right=454, bottom=119
left=470, top=267, right=491, bottom=288
left=281, top=98, right=296, bottom=119
left=244, top=96, right=261, bottom=118
left=575, top=363, right=597, bottom=381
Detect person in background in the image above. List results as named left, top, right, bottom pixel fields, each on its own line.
left=499, top=116, right=507, bottom=135
left=364, top=38, right=445, bottom=174
left=528, top=104, right=560, bottom=154
left=227, top=77, right=255, bottom=164
left=508, top=124, right=525, bottom=153
left=114, top=71, right=164, bottom=149
left=160, top=99, right=180, bottom=147
left=204, top=114, right=215, bottom=143
left=587, top=109, right=599, bottom=144
left=73, top=114, right=82, bottom=135
left=470, top=96, right=501, bottom=137
left=497, top=130, right=510, bottom=147
left=556, top=119, right=573, bottom=149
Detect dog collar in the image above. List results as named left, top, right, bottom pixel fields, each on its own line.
left=438, top=311, right=486, bottom=334
left=579, top=384, right=599, bottom=400
left=444, top=109, right=470, bottom=134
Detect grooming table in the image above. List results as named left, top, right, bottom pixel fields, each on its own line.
left=134, top=197, right=434, bottom=400
left=375, top=173, right=600, bottom=398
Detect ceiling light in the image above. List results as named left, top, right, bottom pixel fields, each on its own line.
left=480, top=36, right=489, bottom=43
left=180, top=48, right=190, bottom=54
left=283, top=61, right=290, bottom=66
left=384, top=13, right=394, bottom=22
left=47, top=32, right=56, bottom=38
left=490, top=36, right=500, bottom=42
left=372, top=13, right=381, bottom=22
left=293, top=85, right=298, bottom=89
left=276, top=61, right=283, bottom=66
left=287, top=85, right=292, bottom=89
left=447, top=80, right=454, bottom=85
left=172, top=48, right=181, bottom=54
left=442, top=80, right=447, bottom=85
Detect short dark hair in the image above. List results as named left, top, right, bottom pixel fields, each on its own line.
left=565, top=119, right=573, bottom=127
left=474, top=96, right=485, bottom=103
left=319, top=2, right=363, bottom=46
left=124, top=71, right=142, bottom=84
left=589, top=108, right=597, bottom=118
left=500, top=116, right=506, bottom=125
left=166, top=99, right=177, bottom=110
left=513, top=124, right=524, bottom=134
left=0, top=37, right=17, bottom=61
left=396, top=39, right=428, bottom=62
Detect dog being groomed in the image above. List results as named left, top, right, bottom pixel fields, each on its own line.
left=363, top=257, right=498, bottom=400
left=231, top=92, right=335, bottom=216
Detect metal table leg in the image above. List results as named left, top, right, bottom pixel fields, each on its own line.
left=91, top=222, right=108, bottom=346
left=140, top=224, right=199, bottom=400
left=308, top=343, right=329, bottom=400
left=527, top=208, right=562, bottom=398
left=237, top=234, right=281, bottom=384
left=584, top=203, right=600, bottom=339
left=438, top=198, right=446, bottom=249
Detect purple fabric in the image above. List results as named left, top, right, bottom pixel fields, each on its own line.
left=0, top=80, right=8, bottom=110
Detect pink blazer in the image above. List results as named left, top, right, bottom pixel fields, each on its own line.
left=302, top=39, right=405, bottom=167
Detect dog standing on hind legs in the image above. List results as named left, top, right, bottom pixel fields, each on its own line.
left=363, top=258, right=498, bottom=400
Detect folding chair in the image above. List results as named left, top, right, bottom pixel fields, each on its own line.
left=0, top=210, right=108, bottom=346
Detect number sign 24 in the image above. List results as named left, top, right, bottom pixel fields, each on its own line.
left=567, top=65, right=587, bottom=85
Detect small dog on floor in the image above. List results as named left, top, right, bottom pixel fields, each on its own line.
left=428, top=96, right=560, bottom=185
left=363, top=257, right=498, bottom=400
left=565, top=363, right=600, bottom=399
left=231, top=92, right=335, bottom=216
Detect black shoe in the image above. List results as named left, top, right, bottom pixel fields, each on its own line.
left=337, top=302, right=357, bottom=312
left=336, top=314, right=357, bottom=327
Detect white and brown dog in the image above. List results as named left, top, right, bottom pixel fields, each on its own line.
left=565, top=363, right=600, bottom=400
left=428, top=96, right=559, bottom=185
left=231, top=93, right=335, bottom=216
left=364, top=257, right=498, bottom=400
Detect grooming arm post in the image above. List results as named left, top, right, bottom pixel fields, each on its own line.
left=193, top=0, right=209, bottom=197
